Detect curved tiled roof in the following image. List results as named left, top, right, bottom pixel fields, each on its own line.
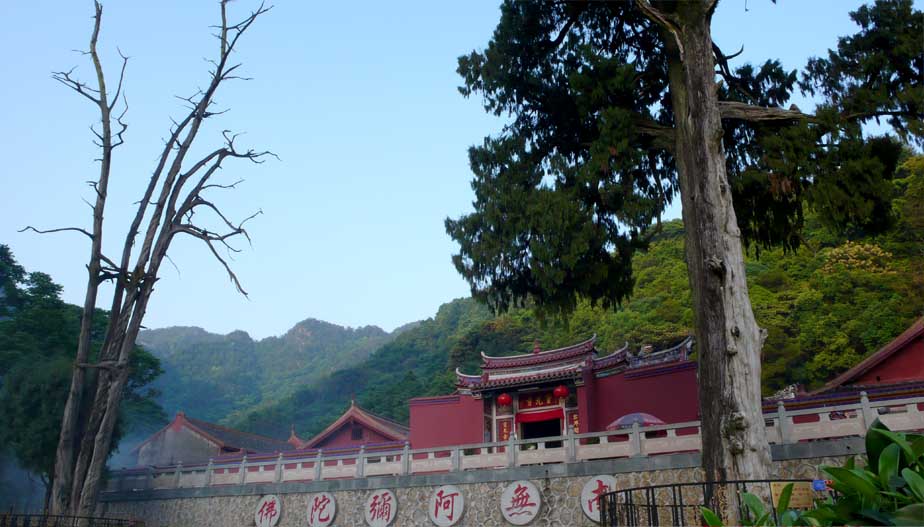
left=132, top=412, right=293, bottom=456
left=592, top=342, right=630, bottom=370
left=457, top=364, right=583, bottom=390
left=480, top=335, right=597, bottom=369
left=185, top=416, right=294, bottom=453
left=300, top=402, right=409, bottom=449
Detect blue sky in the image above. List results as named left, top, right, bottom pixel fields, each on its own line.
left=0, top=0, right=905, bottom=338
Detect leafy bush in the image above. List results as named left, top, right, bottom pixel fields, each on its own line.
left=702, top=419, right=924, bottom=526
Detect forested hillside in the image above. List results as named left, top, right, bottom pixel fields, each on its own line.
left=139, top=320, right=397, bottom=424
left=235, top=157, right=924, bottom=438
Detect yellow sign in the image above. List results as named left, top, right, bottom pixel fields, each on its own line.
left=770, top=482, right=814, bottom=510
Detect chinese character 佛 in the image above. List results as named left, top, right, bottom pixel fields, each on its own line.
left=434, top=488, right=459, bottom=522
left=505, top=484, right=537, bottom=516
left=258, top=498, right=278, bottom=523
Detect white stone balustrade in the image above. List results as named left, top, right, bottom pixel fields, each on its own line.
left=105, top=393, right=924, bottom=493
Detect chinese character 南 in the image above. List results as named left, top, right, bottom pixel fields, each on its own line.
left=587, top=479, right=611, bottom=513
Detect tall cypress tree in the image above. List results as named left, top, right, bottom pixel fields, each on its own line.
left=447, top=0, right=921, bottom=499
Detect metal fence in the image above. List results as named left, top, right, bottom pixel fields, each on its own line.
left=598, top=479, right=826, bottom=526
left=0, top=514, right=140, bottom=527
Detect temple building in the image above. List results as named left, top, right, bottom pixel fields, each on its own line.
left=287, top=401, right=409, bottom=450
left=409, top=336, right=698, bottom=449
left=129, top=317, right=923, bottom=468
left=133, top=411, right=294, bottom=466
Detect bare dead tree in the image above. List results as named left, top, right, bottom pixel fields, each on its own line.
left=22, top=1, right=273, bottom=516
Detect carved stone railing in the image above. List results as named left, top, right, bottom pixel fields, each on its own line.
left=104, top=393, right=924, bottom=493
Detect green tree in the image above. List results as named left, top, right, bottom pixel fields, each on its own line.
left=447, top=0, right=921, bottom=491
left=0, top=246, right=165, bottom=509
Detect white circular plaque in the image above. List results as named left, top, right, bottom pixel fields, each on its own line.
left=306, top=492, right=337, bottom=527
left=254, top=494, right=282, bottom=527
left=581, top=475, right=617, bottom=522
left=428, top=485, right=464, bottom=526
left=500, top=480, right=541, bottom=525
left=364, top=489, right=397, bottom=527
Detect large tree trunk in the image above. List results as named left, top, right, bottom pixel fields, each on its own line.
left=50, top=3, right=111, bottom=514
left=40, top=2, right=270, bottom=516
left=664, top=0, right=771, bottom=498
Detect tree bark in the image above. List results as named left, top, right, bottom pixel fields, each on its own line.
left=50, top=2, right=111, bottom=515
left=662, top=0, right=771, bottom=507
left=42, top=0, right=271, bottom=517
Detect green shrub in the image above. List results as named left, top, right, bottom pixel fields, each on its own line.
left=701, top=419, right=924, bottom=526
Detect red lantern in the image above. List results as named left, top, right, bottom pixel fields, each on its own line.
left=497, top=393, right=512, bottom=406
left=553, top=385, right=570, bottom=399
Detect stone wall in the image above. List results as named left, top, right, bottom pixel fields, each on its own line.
left=102, top=439, right=862, bottom=527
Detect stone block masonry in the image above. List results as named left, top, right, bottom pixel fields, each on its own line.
left=101, top=439, right=861, bottom=526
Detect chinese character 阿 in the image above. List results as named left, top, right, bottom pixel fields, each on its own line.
left=258, top=498, right=278, bottom=523
left=310, top=495, right=331, bottom=523
left=434, top=488, right=459, bottom=521
left=369, top=492, right=393, bottom=521
left=505, top=484, right=537, bottom=516
left=588, top=479, right=611, bottom=513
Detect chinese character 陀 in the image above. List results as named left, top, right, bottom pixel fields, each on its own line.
left=310, top=495, right=331, bottom=523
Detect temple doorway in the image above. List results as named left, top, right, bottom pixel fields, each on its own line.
left=521, top=419, right=562, bottom=447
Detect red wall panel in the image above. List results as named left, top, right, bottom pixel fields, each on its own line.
left=409, top=395, right=485, bottom=448
left=313, top=423, right=394, bottom=450
left=591, top=362, right=699, bottom=430
left=854, top=338, right=924, bottom=386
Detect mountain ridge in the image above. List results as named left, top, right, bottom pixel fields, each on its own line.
left=138, top=317, right=402, bottom=424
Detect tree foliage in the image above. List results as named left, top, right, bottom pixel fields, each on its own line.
left=446, top=0, right=921, bottom=317
left=0, top=246, right=165, bottom=491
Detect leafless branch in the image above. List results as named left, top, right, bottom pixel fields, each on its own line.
left=52, top=67, right=101, bottom=104
left=108, top=48, right=129, bottom=111
left=19, top=225, right=94, bottom=239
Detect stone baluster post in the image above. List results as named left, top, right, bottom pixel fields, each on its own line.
left=356, top=445, right=366, bottom=478
left=205, top=458, right=213, bottom=487
left=401, top=441, right=411, bottom=475
left=173, top=462, right=183, bottom=489
left=631, top=422, right=643, bottom=457
left=451, top=447, right=461, bottom=472
left=239, top=454, right=248, bottom=485
left=566, top=422, right=577, bottom=463
left=146, top=466, right=155, bottom=490
left=315, top=449, right=324, bottom=481
left=274, top=452, right=284, bottom=483
left=507, top=433, right=517, bottom=467
left=777, top=400, right=791, bottom=444
left=860, top=391, right=875, bottom=430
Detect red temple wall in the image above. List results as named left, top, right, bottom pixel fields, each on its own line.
left=853, top=337, right=924, bottom=386
left=409, top=395, right=485, bottom=448
left=312, top=423, right=395, bottom=450
left=590, top=361, right=699, bottom=430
